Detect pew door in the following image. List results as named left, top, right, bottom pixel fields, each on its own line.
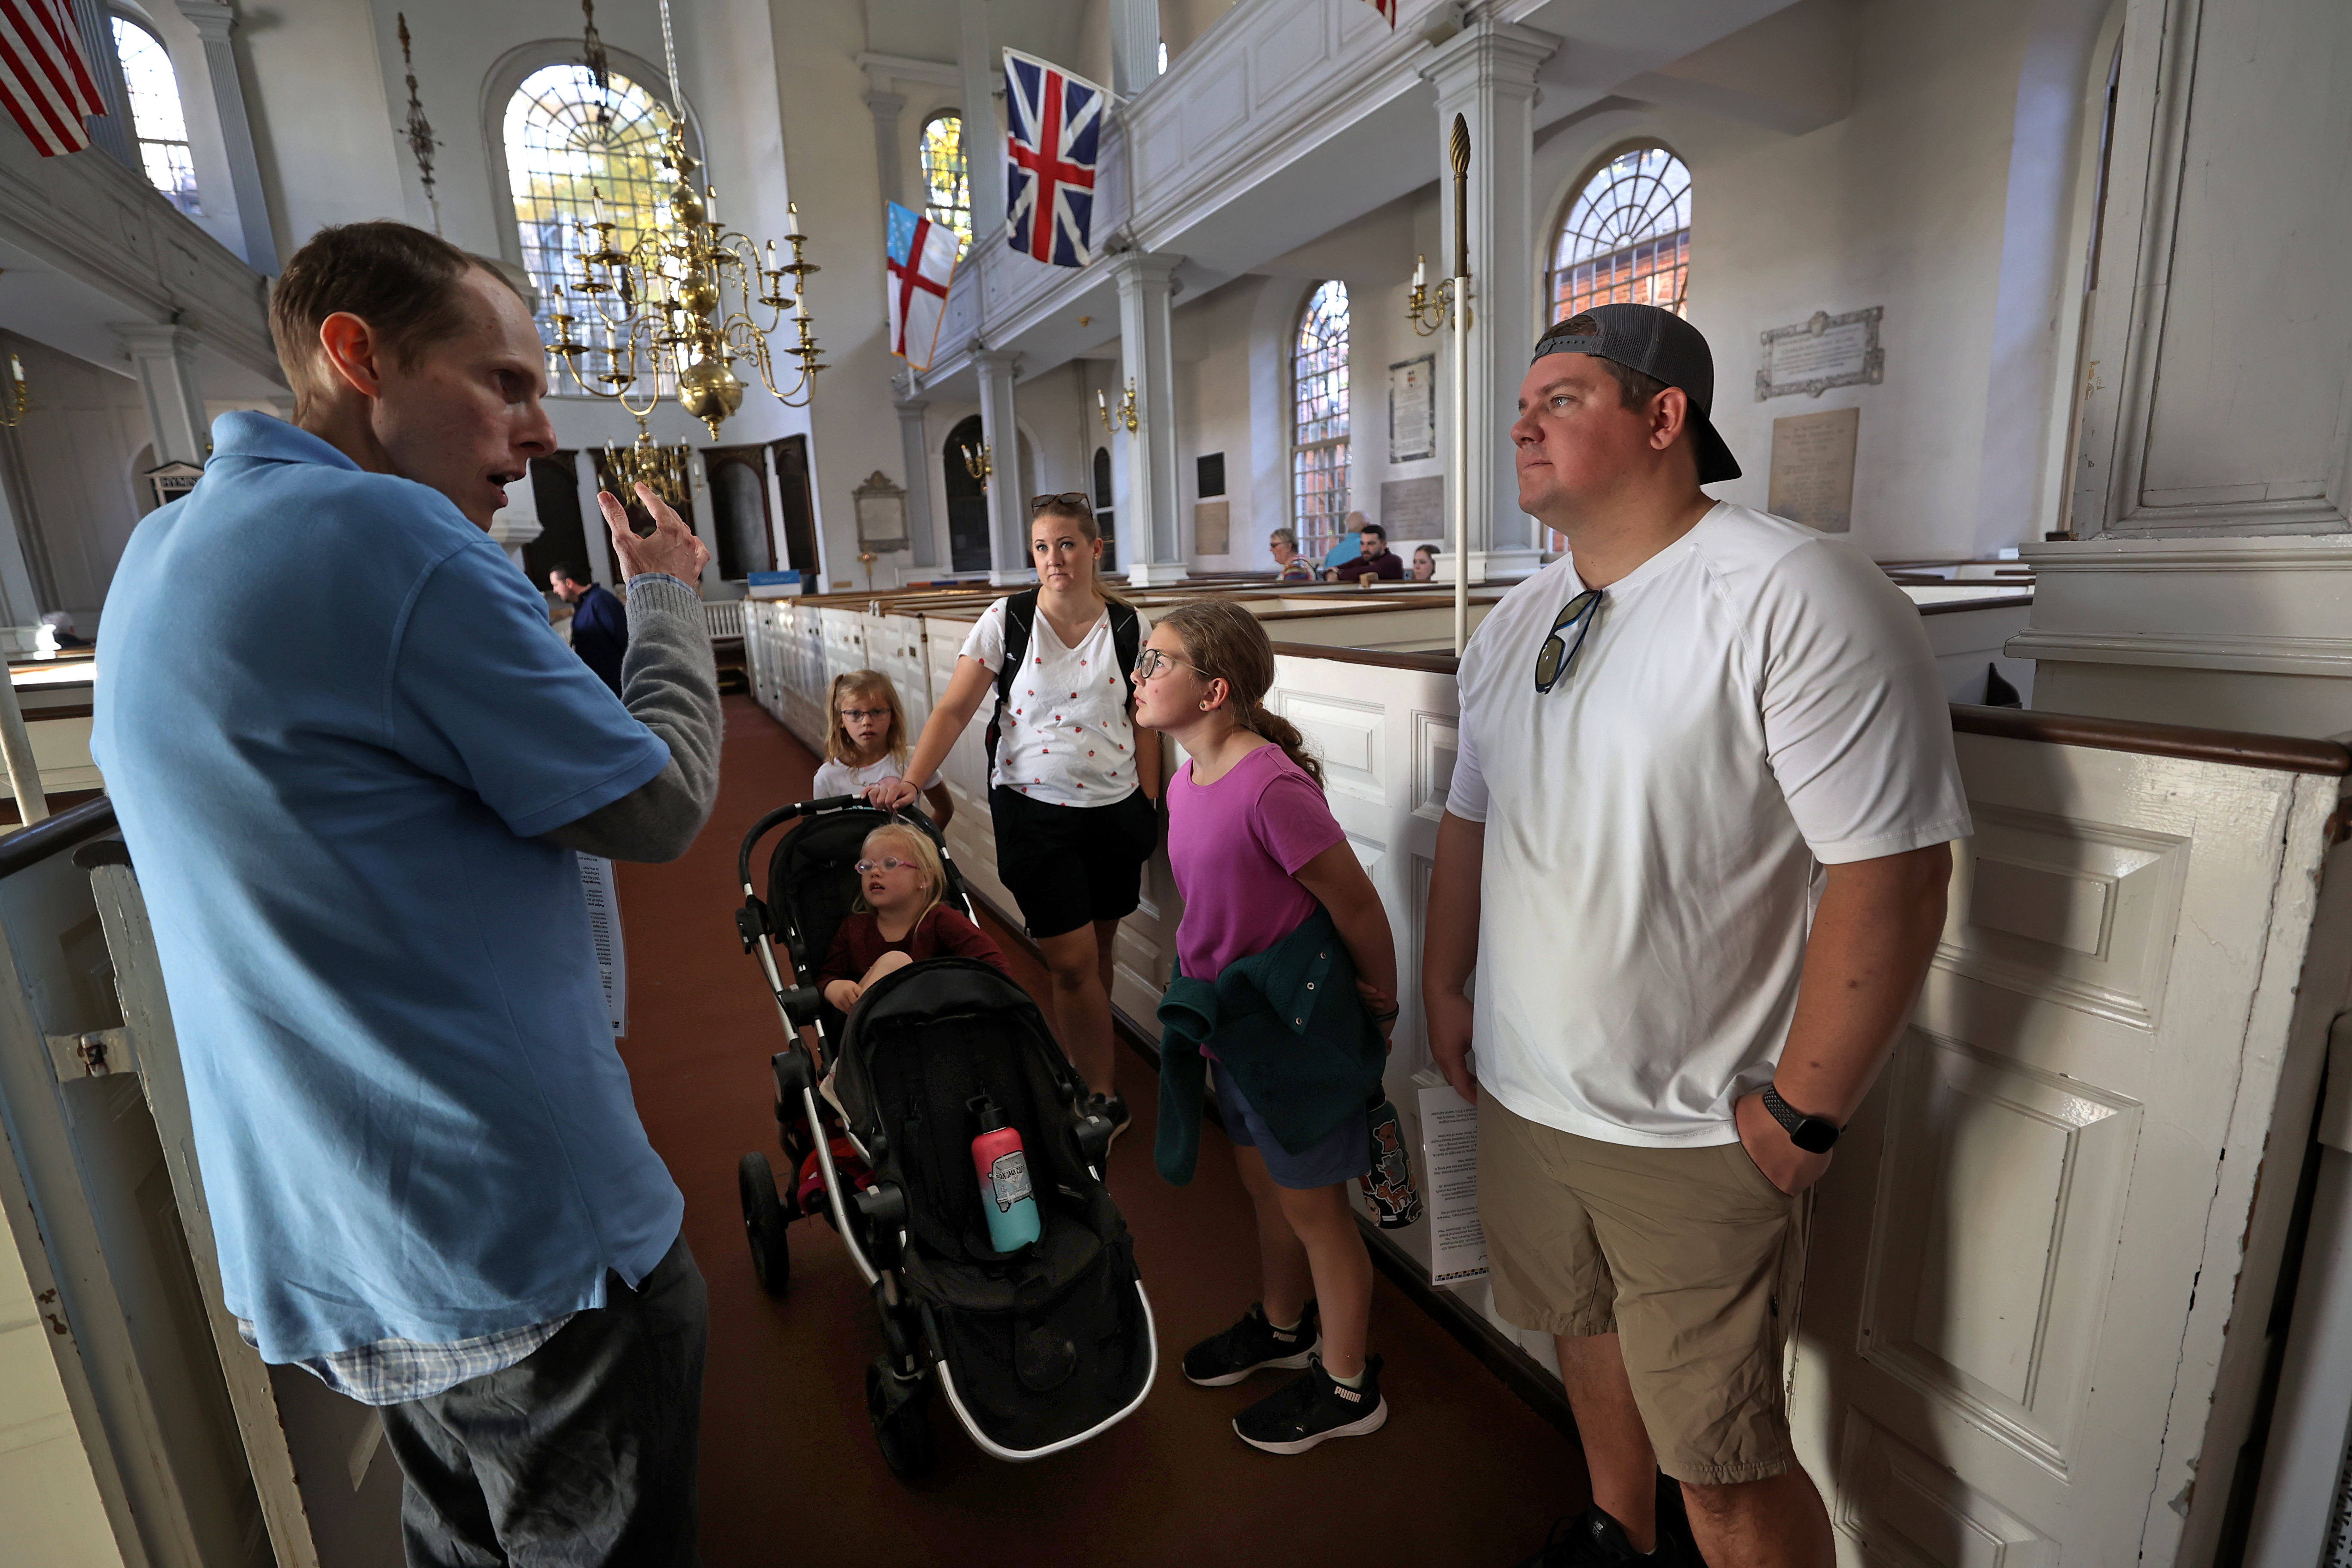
left=1790, top=723, right=2351, bottom=1567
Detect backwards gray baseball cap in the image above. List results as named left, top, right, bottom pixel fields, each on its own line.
left=1530, top=303, right=1742, bottom=485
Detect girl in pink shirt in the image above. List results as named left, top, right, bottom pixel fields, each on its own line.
left=1133, top=599, right=1400, bottom=1455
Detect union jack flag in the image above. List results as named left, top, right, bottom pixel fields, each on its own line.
left=1003, top=49, right=1105, bottom=269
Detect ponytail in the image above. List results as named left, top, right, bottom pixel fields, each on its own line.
left=1155, top=600, right=1324, bottom=790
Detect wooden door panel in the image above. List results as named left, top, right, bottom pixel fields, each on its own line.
left=1795, top=734, right=2334, bottom=1567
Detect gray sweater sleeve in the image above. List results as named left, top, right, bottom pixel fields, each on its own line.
left=540, top=573, right=723, bottom=863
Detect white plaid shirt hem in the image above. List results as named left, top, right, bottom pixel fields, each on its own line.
left=235, top=1313, right=576, bottom=1407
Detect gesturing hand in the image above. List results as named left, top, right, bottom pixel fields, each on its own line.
left=597, top=482, right=710, bottom=585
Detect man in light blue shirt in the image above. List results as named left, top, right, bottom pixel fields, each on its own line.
left=92, top=221, right=721, bottom=1567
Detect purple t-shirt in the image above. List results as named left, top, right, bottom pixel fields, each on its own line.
left=1166, top=743, right=1346, bottom=980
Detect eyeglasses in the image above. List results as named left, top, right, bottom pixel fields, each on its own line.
left=1533, top=589, right=1605, bottom=693
left=854, top=858, right=919, bottom=875
left=1131, top=647, right=1193, bottom=680
left=838, top=707, right=891, bottom=723
left=1030, top=492, right=1092, bottom=514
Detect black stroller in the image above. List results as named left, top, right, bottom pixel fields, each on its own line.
left=732, top=797, right=1158, bottom=1476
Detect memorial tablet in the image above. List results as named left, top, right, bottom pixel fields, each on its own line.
left=1757, top=306, right=1884, bottom=400
left=1390, top=355, right=1436, bottom=462
left=1380, top=476, right=1443, bottom=536
left=1768, top=407, right=1860, bottom=533
left=851, top=470, right=909, bottom=553
left=1193, top=499, right=1230, bottom=555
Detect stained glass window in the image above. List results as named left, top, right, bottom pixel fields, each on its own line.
left=111, top=18, right=199, bottom=216
left=920, top=112, right=971, bottom=248
left=1547, top=146, right=1691, bottom=321
left=504, top=64, right=674, bottom=387
left=1292, top=281, right=1350, bottom=560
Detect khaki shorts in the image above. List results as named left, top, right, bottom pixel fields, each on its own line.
left=1478, top=1093, right=1807, bottom=1486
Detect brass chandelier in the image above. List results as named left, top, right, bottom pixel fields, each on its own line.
left=544, top=0, right=823, bottom=439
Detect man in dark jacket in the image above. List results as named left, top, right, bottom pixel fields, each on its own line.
left=551, top=562, right=628, bottom=694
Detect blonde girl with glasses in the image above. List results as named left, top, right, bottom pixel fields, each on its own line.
left=812, top=823, right=1007, bottom=1013
left=869, top=495, right=1160, bottom=1141
left=814, top=671, right=953, bottom=827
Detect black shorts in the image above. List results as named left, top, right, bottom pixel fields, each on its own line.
left=989, top=785, right=1158, bottom=941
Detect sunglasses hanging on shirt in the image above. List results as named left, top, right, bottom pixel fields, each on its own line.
left=1533, top=588, right=1605, bottom=693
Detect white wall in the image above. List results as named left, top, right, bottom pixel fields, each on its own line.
left=0, top=339, right=151, bottom=629
left=1528, top=0, right=2097, bottom=561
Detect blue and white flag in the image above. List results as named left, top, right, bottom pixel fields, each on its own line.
left=884, top=199, right=959, bottom=372
left=1003, top=48, right=1104, bottom=268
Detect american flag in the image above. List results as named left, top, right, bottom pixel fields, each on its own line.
left=0, top=0, right=103, bottom=158
left=1003, top=49, right=1104, bottom=269
left=885, top=200, right=959, bottom=373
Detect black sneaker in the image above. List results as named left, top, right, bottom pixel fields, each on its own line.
left=1514, top=1487, right=1702, bottom=1568
left=1094, top=1092, right=1133, bottom=1149
left=1182, top=1301, right=1320, bottom=1387
left=1233, top=1353, right=1386, bottom=1454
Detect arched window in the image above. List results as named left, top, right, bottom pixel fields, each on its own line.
left=111, top=17, right=199, bottom=215
left=1291, top=281, right=1350, bottom=560
left=502, top=64, right=672, bottom=358
left=919, top=112, right=971, bottom=248
left=1546, top=145, right=1691, bottom=321
left=1092, top=445, right=1116, bottom=560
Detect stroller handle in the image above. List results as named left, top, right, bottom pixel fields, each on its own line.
left=734, top=794, right=956, bottom=893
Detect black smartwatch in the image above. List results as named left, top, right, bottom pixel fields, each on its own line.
left=1759, top=1083, right=1841, bottom=1154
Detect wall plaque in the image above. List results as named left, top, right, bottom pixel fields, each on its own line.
left=851, top=470, right=909, bottom=552
left=1768, top=407, right=1860, bottom=533
left=1380, top=476, right=1443, bottom=537
left=1390, top=355, right=1436, bottom=462
left=144, top=460, right=204, bottom=511
left=1757, top=307, right=1884, bottom=400
left=1193, top=499, right=1230, bottom=555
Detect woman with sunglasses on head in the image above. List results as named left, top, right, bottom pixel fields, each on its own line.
left=867, top=494, right=1160, bottom=1139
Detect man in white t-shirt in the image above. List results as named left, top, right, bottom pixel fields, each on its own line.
left=1424, top=305, right=1967, bottom=1568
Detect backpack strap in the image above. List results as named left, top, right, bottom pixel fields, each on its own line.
left=1109, top=601, right=1142, bottom=710
left=982, top=589, right=1041, bottom=778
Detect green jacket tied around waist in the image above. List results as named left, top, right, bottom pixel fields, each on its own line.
left=1154, top=904, right=1387, bottom=1186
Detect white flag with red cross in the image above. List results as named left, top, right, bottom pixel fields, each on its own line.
left=884, top=200, right=960, bottom=373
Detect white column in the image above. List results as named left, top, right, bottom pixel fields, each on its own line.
left=864, top=83, right=906, bottom=208
left=1108, top=0, right=1159, bottom=98
left=974, top=351, right=1025, bottom=585
left=956, top=0, right=1003, bottom=249
left=895, top=397, right=938, bottom=570
left=485, top=473, right=542, bottom=576
left=1421, top=21, right=1557, bottom=583
left=176, top=2, right=278, bottom=273
left=1112, top=252, right=1185, bottom=586
left=67, top=0, right=138, bottom=171
left=111, top=322, right=209, bottom=467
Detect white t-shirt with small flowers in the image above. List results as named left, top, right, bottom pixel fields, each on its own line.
left=958, top=596, right=1150, bottom=806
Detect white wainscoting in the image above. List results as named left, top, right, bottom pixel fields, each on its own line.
left=741, top=585, right=2345, bottom=1565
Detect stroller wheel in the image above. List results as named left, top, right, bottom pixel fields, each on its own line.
left=866, top=1359, right=936, bottom=1480
left=737, top=1152, right=792, bottom=1298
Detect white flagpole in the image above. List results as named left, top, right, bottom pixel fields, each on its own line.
left=1449, top=115, right=1472, bottom=658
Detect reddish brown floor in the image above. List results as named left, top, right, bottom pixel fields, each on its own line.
left=614, top=695, right=1589, bottom=1567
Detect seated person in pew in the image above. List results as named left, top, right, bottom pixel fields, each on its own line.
left=1424, top=303, right=1965, bottom=1568
left=1268, top=527, right=1318, bottom=582
left=1326, top=520, right=1404, bottom=584
left=814, top=823, right=1007, bottom=1013
left=1134, top=600, right=1400, bottom=1457
left=1412, top=544, right=1438, bottom=582
left=812, top=668, right=952, bottom=826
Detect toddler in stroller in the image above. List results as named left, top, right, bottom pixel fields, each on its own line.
left=734, top=796, right=1159, bottom=1476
